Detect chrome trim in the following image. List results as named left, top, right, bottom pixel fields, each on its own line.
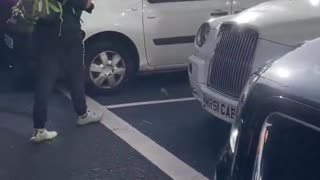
left=208, top=23, right=259, bottom=98
left=253, top=122, right=272, bottom=180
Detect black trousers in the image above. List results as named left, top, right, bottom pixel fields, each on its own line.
left=33, top=32, right=87, bottom=129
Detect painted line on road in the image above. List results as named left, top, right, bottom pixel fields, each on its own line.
left=60, top=89, right=208, bottom=180
left=105, top=97, right=196, bottom=109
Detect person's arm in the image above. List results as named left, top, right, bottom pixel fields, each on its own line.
left=68, top=0, right=92, bottom=10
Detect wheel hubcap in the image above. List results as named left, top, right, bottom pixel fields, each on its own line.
left=90, top=51, right=126, bottom=89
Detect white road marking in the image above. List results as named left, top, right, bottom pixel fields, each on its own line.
left=60, top=89, right=208, bottom=180
left=105, top=97, right=196, bottom=109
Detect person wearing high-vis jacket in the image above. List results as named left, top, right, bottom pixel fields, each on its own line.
left=31, top=0, right=101, bottom=143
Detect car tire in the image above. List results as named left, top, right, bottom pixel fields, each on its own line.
left=85, top=39, right=136, bottom=94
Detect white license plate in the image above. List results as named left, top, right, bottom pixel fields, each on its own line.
left=4, top=34, right=14, bottom=49
left=202, top=93, right=236, bottom=122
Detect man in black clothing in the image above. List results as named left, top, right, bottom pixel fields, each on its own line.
left=31, top=0, right=102, bottom=143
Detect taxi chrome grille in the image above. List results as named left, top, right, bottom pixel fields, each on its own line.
left=208, top=23, right=259, bottom=99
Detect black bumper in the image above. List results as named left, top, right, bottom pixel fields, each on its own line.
left=214, top=144, right=234, bottom=180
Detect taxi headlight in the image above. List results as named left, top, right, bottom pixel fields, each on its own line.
left=196, top=23, right=210, bottom=47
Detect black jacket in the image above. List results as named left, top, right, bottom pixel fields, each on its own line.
left=36, top=0, right=89, bottom=37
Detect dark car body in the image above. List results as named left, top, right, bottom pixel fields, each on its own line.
left=215, top=37, right=320, bottom=180
left=0, top=0, right=33, bottom=75
left=0, top=0, right=15, bottom=37
left=0, top=0, right=17, bottom=64
left=1, top=0, right=45, bottom=79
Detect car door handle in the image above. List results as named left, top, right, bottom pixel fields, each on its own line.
left=127, top=8, right=138, bottom=11
left=147, top=16, right=156, bottom=19
left=125, top=7, right=138, bottom=12
left=210, top=11, right=228, bottom=16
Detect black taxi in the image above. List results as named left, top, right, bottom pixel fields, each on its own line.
left=214, top=37, right=320, bottom=180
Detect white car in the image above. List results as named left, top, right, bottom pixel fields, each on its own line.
left=189, top=0, right=320, bottom=122
left=81, top=0, right=266, bottom=93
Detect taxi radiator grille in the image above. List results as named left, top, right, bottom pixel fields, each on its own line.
left=208, top=24, right=259, bottom=99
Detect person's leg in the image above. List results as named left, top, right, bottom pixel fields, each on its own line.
left=31, top=51, right=59, bottom=142
left=63, top=36, right=102, bottom=125
left=63, top=38, right=87, bottom=116
left=33, top=54, right=60, bottom=128
left=63, top=37, right=102, bottom=125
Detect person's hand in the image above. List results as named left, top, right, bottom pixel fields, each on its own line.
left=85, top=0, right=92, bottom=9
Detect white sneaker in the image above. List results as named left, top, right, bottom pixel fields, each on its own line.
left=30, top=129, right=58, bottom=143
left=77, top=111, right=102, bottom=126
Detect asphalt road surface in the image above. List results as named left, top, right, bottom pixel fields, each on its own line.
left=0, top=66, right=230, bottom=180
left=91, top=72, right=231, bottom=178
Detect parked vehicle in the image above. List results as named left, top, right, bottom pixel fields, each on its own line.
left=0, top=0, right=17, bottom=66
left=214, top=37, right=320, bottom=180
left=189, top=0, right=320, bottom=122
left=1, top=0, right=35, bottom=74
left=81, top=0, right=268, bottom=93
